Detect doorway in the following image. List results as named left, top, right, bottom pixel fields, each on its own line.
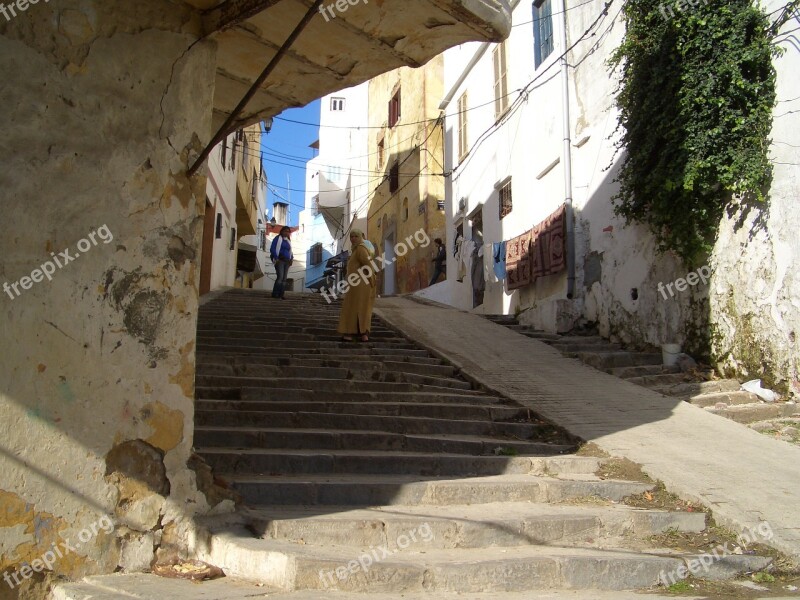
left=199, top=197, right=215, bottom=296
left=383, top=234, right=396, bottom=296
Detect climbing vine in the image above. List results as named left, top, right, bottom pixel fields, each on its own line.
left=609, top=0, right=787, bottom=265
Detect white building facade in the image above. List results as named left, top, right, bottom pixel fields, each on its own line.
left=299, top=83, right=371, bottom=291
left=419, top=0, right=799, bottom=389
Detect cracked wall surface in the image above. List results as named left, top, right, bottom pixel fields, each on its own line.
left=0, top=0, right=217, bottom=592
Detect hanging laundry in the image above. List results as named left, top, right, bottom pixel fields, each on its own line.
left=505, top=230, right=532, bottom=291
left=531, top=204, right=567, bottom=281
left=492, top=241, right=507, bottom=281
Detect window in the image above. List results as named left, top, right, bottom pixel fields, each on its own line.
left=389, top=162, right=399, bottom=193
left=533, top=0, right=554, bottom=68
left=388, top=88, right=401, bottom=128
left=402, top=198, right=409, bottom=221
left=312, top=195, right=320, bottom=216
left=230, top=227, right=236, bottom=250
left=499, top=179, right=513, bottom=219
left=229, top=136, right=237, bottom=170
left=310, top=243, right=323, bottom=266
left=377, top=138, right=385, bottom=167
left=221, top=137, right=227, bottom=169
left=215, top=213, right=222, bottom=239
left=493, top=42, right=509, bottom=119
left=457, top=92, right=469, bottom=159
left=330, top=97, right=345, bottom=111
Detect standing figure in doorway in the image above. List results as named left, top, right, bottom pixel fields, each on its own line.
left=338, top=229, right=376, bottom=342
left=429, top=238, right=446, bottom=286
left=270, top=226, right=293, bottom=299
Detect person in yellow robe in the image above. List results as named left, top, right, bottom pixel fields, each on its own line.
left=337, top=229, right=377, bottom=342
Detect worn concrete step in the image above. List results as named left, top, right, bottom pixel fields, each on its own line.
left=625, top=373, right=692, bottom=387
left=689, top=390, right=762, bottom=408
left=706, top=402, right=800, bottom=424
left=194, top=426, right=575, bottom=455
left=196, top=364, right=468, bottom=389
left=199, top=533, right=685, bottom=592
left=220, top=473, right=654, bottom=506
left=52, top=575, right=730, bottom=600
left=194, top=410, right=550, bottom=439
left=520, top=331, right=562, bottom=341
left=196, top=337, right=413, bottom=350
left=237, top=388, right=509, bottom=406
left=651, top=379, right=742, bottom=398
left=239, top=502, right=706, bottom=548
left=199, top=448, right=558, bottom=477
left=197, top=326, right=398, bottom=338
left=196, top=400, right=524, bottom=421
left=576, top=351, right=663, bottom=369
left=197, top=344, right=431, bottom=357
left=199, top=357, right=458, bottom=378
left=550, top=342, right=622, bottom=353
left=197, top=353, right=447, bottom=368
left=194, top=375, right=477, bottom=394
left=610, top=364, right=680, bottom=378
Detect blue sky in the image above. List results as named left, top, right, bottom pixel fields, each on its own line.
left=261, top=99, right=321, bottom=227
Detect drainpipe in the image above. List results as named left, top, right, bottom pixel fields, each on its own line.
left=558, top=0, right=576, bottom=299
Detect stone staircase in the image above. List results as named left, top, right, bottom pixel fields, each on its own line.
left=484, top=314, right=800, bottom=429
left=54, top=289, right=774, bottom=598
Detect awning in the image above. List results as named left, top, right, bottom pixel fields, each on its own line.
left=184, top=0, right=512, bottom=134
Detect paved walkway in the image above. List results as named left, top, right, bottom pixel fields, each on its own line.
left=375, top=296, right=800, bottom=563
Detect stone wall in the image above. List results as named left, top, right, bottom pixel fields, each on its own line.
left=0, top=1, right=219, bottom=594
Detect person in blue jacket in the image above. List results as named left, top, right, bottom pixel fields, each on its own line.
left=269, top=226, right=293, bottom=299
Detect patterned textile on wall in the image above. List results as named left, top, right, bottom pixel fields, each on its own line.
left=505, top=230, right=532, bottom=291
left=531, top=204, right=566, bottom=281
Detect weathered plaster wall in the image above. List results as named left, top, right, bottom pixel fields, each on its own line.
left=0, top=0, right=219, bottom=593
left=367, top=58, right=445, bottom=294
left=707, top=3, right=800, bottom=392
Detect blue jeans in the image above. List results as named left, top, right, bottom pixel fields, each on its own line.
left=272, top=260, right=290, bottom=298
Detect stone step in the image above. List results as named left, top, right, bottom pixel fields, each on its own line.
left=625, top=373, right=692, bottom=387
left=610, top=364, right=680, bottom=378
left=706, top=402, right=800, bottom=424
left=199, top=533, right=688, bottom=593
left=197, top=326, right=398, bottom=338
left=199, top=357, right=455, bottom=377
left=238, top=388, right=509, bottom=406
left=520, top=331, right=562, bottom=341
left=237, top=502, right=706, bottom=548
left=198, top=448, right=555, bottom=477
left=196, top=364, right=469, bottom=389
left=194, top=410, right=550, bottom=439
left=52, top=574, right=741, bottom=600
left=196, top=342, right=427, bottom=355
left=194, top=375, right=477, bottom=394
left=197, top=337, right=414, bottom=350
left=650, top=379, right=742, bottom=398
left=550, top=342, right=622, bottom=353
left=218, top=473, right=654, bottom=506
left=194, top=426, right=575, bottom=455
left=576, top=351, right=663, bottom=369
left=689, top=390, right=762, bottom=408
left=197, top=353, right=447, bottom=367
left=195, top=400, right=525, bottom=421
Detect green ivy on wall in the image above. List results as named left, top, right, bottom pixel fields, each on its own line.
left=609, top=0, right=787, bottom=265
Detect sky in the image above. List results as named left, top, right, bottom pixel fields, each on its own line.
left=261, top=99, right=321, bottom=227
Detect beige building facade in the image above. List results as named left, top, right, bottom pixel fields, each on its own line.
left=366, top=58, right=446, bottom=295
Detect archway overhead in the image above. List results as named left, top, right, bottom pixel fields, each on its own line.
left=184, top=0, right=512, bottom=133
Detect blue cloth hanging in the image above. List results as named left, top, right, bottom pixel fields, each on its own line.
left=493, top=241, right=507, bottom=281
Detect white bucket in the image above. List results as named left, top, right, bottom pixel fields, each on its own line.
left=662, top=343, right=682, bottom=367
